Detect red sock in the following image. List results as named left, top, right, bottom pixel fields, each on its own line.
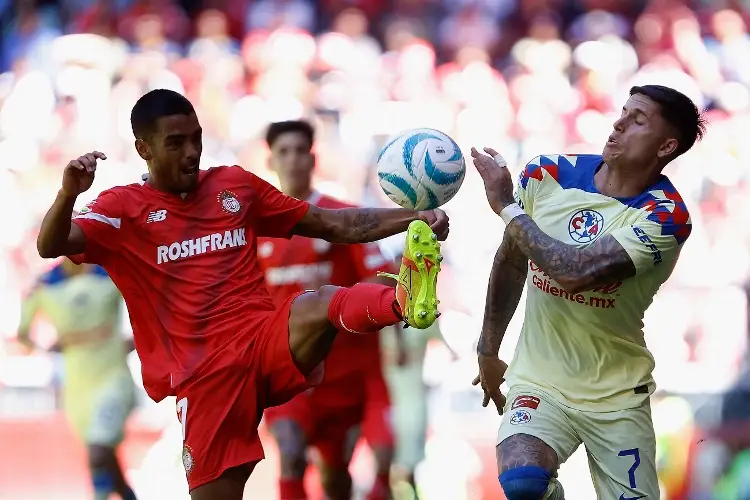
left=366, top=473, right=391, bottom=500
left=328, top=283, right=402, bottom=334
left=279, top=478, right=307, bottom=499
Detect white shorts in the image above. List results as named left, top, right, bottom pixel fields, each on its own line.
left=67, top=372, right=136, bottom=447
left=497, top=384, right=659, bottom=500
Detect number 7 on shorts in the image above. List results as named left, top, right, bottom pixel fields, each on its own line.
left=177, top=397, right=188, bottom=441
left=618, top=448, right=640, bottom=488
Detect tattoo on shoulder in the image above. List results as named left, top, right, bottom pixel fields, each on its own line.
left=508, top=216, right=635, bottom=290
left=497, top=433, right=558, bottom=473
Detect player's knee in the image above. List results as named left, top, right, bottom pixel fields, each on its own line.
left=290, top=285, right=342, bottom=331
left=307, top=285, right=341, bottom=319
left=499, top=466, right=553, bottom=500
left=271, top=421, right=307, bottom=478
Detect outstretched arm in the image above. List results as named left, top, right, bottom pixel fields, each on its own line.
left=292, top=205, right=449, bottom=243
left=505, top=216, right=635, bottom=294
left=477, top=232, right=528, bottom=356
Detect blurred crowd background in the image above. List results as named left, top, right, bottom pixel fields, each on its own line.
left=1, top=0, right=750, bottom=498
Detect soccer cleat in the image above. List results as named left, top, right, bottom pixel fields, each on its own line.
left=378, top=220, right=441, bottom=329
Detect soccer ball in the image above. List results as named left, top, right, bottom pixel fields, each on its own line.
left=376, top=128, right=465, bottom=210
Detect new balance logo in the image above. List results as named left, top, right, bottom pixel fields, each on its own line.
left=147, top=210, right=167, bottom=223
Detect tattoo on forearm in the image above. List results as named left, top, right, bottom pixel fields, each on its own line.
left=477, top=236, right=527, bottom=356
left=349, top=211, right=381, bottom=242
left=297, top=206, right=413, bottom=244
left=507, top=215, right=636, bottom=291
left=497, top=434, right=558, bottom=473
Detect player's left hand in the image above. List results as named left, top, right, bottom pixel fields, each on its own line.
left=471, top=147, right=516, bottom=216
left=472, top=354, right=508, bottom=415
left=417, top=208, right=449, bottom=240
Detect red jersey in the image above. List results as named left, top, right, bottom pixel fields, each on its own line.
left=257, top=192, right=395, bottom=384
left=70, top=166, right=309, bottom=402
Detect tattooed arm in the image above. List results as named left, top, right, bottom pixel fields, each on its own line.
left=292, top=205, right=449, bottom=243
left=477, top=232, right=528, bottom=356
left=505, top=215, right=636, bottom=294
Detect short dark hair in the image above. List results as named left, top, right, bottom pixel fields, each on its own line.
left=130, top=89, right=195, bottom=140
left=265, top=120, right=314, bottom=149
left=630, top=84, right=707, bottom=159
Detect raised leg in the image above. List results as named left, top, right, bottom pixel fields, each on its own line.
left=287, top=283, right=401, bottom=376
left=287, top=220, right=442, bottom=378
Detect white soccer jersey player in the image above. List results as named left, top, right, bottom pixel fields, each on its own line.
left=497, top=153, right=691, bottom=500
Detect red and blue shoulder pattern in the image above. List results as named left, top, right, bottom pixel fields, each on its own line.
left=518, top=154, right=692, bottom=245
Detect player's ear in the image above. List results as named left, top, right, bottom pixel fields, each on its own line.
left=135, top=138, right=153, bottom=161
left=657, top=137, right=678, bottom=160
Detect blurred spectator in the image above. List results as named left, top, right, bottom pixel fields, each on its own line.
left=246, top=0, right=316, bottom=33
left=438, top=4, right=501, bottom=59
left=118, top=0, right=190, bottom=44
left=1, top=0, right=62, bottom=72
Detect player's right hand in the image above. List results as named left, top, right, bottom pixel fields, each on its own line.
left=472, top=354, right=508, bottom=415
left=417, top=208, right=449, bottom=240
left=61, top=151, right=107, bottom=197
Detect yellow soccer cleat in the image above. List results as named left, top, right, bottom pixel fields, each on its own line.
left=378, top=220, right=442, bottom=329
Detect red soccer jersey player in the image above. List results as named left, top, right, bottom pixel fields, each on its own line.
left=35, top=90, right=448, bottom=500
left=256, top=121, right=400, bottom=500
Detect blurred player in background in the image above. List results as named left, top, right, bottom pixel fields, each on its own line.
left=258, top=120, right=401, bottom=500
left=471, top=85, right=704, bottom=499
left=17, top=258, right=137, bottom=500
left=36, top=89, right=448, bottom=500
left=381, top=320, right=444, bottom=499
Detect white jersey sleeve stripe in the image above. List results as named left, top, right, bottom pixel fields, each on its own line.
left=74, top=212, right=122, bottom=229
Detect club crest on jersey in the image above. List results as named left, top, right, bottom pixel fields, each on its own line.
left=182, top=444, right=194, bottom=474
left=509, top=409, right=531, bottom=425
left=568, top=209, right=604, bottom=244
left=218, top=190, right=241, bottom=214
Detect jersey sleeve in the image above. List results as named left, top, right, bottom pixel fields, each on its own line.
left=609, top=203, right=692, bottom=275
left=349, top=242, right=396, bottom=280
left=246, top=171, right=310, bottom=238
left=514, top=156, right=543, bottom=217
left=70, top=189, right=123, bottom=265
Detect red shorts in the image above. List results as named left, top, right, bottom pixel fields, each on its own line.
left=174, top=293, right=323, bottom=491
left=264, top=356, right=394, bottom=467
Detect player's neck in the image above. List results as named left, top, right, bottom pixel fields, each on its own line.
left=596, top=162, right=661, bottom=198
left=285, top=186, right=313, bottom=202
